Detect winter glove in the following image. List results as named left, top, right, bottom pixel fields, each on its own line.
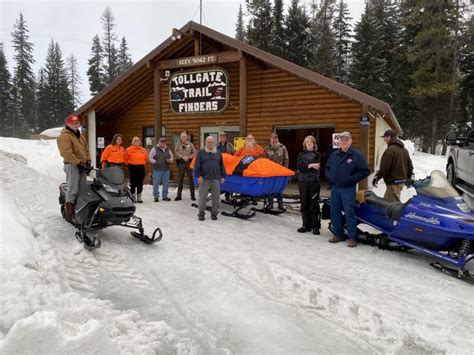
left=77, top=163, right=85, bottom=174
left=406, top=174, right=415, bottom=188
left=84, top=161, right=93, bottom=174
left=372, top=175, right=380, bottom=188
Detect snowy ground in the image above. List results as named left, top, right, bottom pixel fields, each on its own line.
left=0, top=137, right=473, bottom=354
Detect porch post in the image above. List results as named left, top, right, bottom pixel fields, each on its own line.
left=239, top=50, right=247, bottom=136
left=359, top=104, right=370, bottom=190
left=154, top=67, right=162, bottom=143
left=87, top=110, right=96, bottom=168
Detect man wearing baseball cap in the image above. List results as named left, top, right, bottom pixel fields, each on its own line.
left=57, top=114, right=91, bottom=219
left=217, top=131, right=235, bottom=155
left=372, top=130, right=413, bottom=202
left=325, top=131, right=370, bottom=247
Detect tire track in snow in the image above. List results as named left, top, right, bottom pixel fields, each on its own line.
left=167, top=220, right=453, bottom=354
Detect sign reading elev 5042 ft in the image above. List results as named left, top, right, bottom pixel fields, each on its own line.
left=169, top=68, right=229, bottom=114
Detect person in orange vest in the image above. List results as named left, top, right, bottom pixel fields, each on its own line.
left=124, top=136, right=149, bottom=203
left=100, top=134, right=125, bottom=168
left=235, top=134, right=264, bottom=157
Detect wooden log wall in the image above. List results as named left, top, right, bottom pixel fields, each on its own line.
left=246, top=62, right=376, bottom=168
left=110, top=60, right=376, bottom=181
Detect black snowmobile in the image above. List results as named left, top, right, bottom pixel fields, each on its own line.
left=59, top=166, right=162, bottom=250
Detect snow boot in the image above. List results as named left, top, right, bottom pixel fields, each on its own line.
left=328, top=236, right=346, bottom=243
left=65, top=202, right=75, bottom=219
left=347, top=239, right=357, bottom=248
left=136, top=193, right=143, bottom=203
left=297, top=226, right=309, bottom=233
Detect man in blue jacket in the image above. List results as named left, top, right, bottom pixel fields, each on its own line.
left=194, top=136, right=226, bottom=221
left=325, top=131, right=370, bottom=247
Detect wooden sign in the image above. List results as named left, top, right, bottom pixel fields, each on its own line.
left=169, top=68, right=229, bottom=114
left=175, top=54, right=217, bottom=68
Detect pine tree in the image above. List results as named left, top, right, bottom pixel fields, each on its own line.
left=246, top=0, right=274, bottom=52
left=369, top=0, right=401, bottom=103
left=392, top=0, right=419, bottom=139
left=117, top=37, right=133, bottom=76
left=350, top=7, right=388, bottom=99
left=66, top=54, right=82, bottom=110
left=458, top=13, right=473, bottom=130
left=310, top=0, right=337, bottom=77
left=11, top=13, right=36, bottom=137
left=36, top=67, right=49, bottom=132
left=333, top=0, right=352, bottom=84
left=37, top=40, right=72, bottom=131
left=87, top=35, right=105, bottom=95
left=0, top=43, right=13, bottom=136
left=235, top=3, right=246, bottom=41
left=101, top=6, right=119, bottom=84
left=407, top=0, right=459, bottom=152
left=284, top=0, right=312, bottom=67
left=272, top=0, right=285, bottom=57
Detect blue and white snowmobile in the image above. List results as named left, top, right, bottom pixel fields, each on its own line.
left=322, top=170, right=474, bottom=281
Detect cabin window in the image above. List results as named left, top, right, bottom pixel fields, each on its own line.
left=142, top=126, right=166, bottom=150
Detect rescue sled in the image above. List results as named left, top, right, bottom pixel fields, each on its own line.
left=322, top=170, right=474, bottom=282
left=191, top=153, right=295, bottom=219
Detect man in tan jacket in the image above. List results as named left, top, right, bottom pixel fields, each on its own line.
left=174, top=131, right=197, bottom=201
left=57, top=114, right=91, bottom=218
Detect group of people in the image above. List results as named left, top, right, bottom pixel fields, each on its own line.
left=194, top=131, right=290, bottom=220
left=57, top=114, right=413, bottom=247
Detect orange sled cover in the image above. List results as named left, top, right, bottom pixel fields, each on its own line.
left=191, top=153, right=295, bottom=177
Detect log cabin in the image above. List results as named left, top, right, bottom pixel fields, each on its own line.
left=75, top=21, right=402, bottom=185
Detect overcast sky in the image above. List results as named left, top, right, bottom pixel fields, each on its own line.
left=0, top=0, right=365, bottom=105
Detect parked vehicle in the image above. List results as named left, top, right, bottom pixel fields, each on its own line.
left=446, top=130, right=474, bottom=197
left=322, top=171, right=474, bottom=282
left=59, top=166, right=162, bottom=250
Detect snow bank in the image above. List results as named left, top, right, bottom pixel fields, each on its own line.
left=0, top=137, right=63, bottom=180
left=0, top=188, right=40, bottom=268
left=39, top=127, right=63, bottom=138
left=0, top=140, right=199, bottom=354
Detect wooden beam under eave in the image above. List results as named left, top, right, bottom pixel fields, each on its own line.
left=359, top=103, right=370, bottom=190
left=194, top=37, right=200, bottom=56
left=239, top=51, right=247, bottom=137
left=154, top=68, right=162, bottom=144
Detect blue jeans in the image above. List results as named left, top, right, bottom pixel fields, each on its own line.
left=330, top=186, right=358, bottom=240
left=153, top=170, right=170, bottom=198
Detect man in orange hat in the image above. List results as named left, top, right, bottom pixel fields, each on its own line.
left=57, top=115, right=91, bottom=219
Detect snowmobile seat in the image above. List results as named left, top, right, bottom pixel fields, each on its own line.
left=364, top=191, right=394, bottom=209
left=386, top=201, right=409, bottom=221
left=364, top=191, right=408, bottom=221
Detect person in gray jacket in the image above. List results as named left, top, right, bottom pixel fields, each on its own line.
left=149, top=137, right=174, bottom=202
left=194, top=136, right=226, bottom=221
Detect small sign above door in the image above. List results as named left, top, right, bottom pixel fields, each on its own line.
left=169, top=68, right=229, bottom=114
left=175, top=54, right=217, bottom=68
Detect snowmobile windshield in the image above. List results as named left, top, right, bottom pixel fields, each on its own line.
left=415, top=170, right=460, bottom=199
left=98, top=166, right=125, bottom=186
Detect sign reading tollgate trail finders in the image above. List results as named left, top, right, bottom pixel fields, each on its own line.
left=169, top=68, right=229, bottom=114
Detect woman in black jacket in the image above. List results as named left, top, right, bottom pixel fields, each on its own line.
left=296, top=135, right=321, bottom=235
